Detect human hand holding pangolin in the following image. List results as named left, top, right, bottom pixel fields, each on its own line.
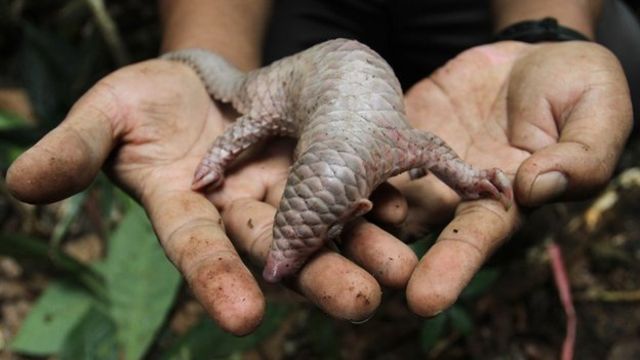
left=5, top=58, right=422, bottom=335
left=391, top=40, right=632, bottom=317
left=163, top=39, right=512, bottom=283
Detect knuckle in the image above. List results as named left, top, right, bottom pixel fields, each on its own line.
left=249, top=218, right=274, bottom=261
left=224, top=197, right=253, bottom=215
left=591, top=157, right=614, bottom=187
left=164, top=217, right=232, bottom=273
left=439, top=231, right=487, bottom=259
left=225, top=198, right=274, bottom=260
left=81, top=80, right=123, bottom=124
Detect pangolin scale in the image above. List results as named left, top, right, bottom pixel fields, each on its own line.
left=162, top=39, right=513, bottom=283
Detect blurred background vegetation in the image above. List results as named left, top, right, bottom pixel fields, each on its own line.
left=0, top=1, right=639, bottom=359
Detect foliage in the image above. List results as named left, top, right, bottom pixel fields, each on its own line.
left=10, top=281, right=95, bottom=355
left=59, top=307, right=119, bottom=360
left=411, top=234, right=500, bottom=353
left=419, top=268, right=500, bottom=353
left=307, top=309, right=340, bottom=359
left=0, top=110, right=35, bottom=166
left=162, top=303, right=291, bottom=360
left=103, top=204, right=182, bottom=360
left=8, top=203, right=182, bottom=359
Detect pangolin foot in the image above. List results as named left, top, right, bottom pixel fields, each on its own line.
left=460, top=168, right=513, bottom=210
left=191, top=163, right=225, bottom=191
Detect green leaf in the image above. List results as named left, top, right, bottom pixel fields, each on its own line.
left=308, top=310, right=339, bottom=359
left=11, top=281, right=94, bottom=355
left=460, top=268, right=499, bottom=300
left=0, top=234, right=106, bottom=298
left=448, top=305, right=473, bottom=335
left=0, top=111, right=35, bottom=166
left=59, top=306, right=119, bottom=360
left=0, top=110, right=27, bottom=129
left=420, top=313, right=447, bottom=353
left=98, top=175, right=136, bottom=230
left=103, top=203, right=181, bottom=360
left=51, top=191, right=88, bottom=247
left=163, top=302, right=290, bottom=360
left=0, top=140, right=27, bottom=168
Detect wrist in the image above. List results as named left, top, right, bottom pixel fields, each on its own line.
left=494, top=17, right=590, bottom=43
left=491, top=0, right=603, bottom=40
left=158, top=0, right=271, bottom=70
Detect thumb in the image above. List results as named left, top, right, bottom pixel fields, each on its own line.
left=510, top=62, right=632, bottom=206
left=7, top=82, right=122, bottom=203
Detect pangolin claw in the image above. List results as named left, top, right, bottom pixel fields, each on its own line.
left=191, top=164, right=224, bottom=191
left=483, top=169, right=513, bottom=210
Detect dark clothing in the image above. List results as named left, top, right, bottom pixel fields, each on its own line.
left=263, top=0, right=640, bottom=128
left=264, top=0, right=492, bottom=90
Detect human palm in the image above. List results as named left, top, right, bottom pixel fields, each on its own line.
left=392, top=41, right=632, bottom=315
left=7, top=59, right=416, bottom=335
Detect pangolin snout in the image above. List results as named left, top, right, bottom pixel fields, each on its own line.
left=262, top=238, right=321, bottom=283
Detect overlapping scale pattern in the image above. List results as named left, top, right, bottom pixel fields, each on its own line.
left=162, top=39, right=513, bottom=283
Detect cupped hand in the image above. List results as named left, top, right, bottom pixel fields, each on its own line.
left=391, top=41, right=632, bottom=316
left=6, top=59, right=417, bottom=335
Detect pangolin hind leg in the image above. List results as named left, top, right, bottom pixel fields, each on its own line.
left=396, top=129, right=513, bottom=209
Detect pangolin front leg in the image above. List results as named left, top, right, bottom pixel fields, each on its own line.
left=162, top=49, right=290, bottom=191
left=191, top=115, right=277, bottom=191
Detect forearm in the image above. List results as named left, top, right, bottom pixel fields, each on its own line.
left=491, top=0, right=603, bottom=39
left=159, top=0, right=272, bottom=70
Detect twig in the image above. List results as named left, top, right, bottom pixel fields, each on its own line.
left=547, top=242, right=576, bottom=360
left=84, top=0, right=130, bottom=66
left=576, top=288, right=640, bottom=302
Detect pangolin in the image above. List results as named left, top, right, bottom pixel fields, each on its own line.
left=162, top=39, right=513, bottom=283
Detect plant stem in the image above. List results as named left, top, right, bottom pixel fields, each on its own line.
left=548, top=242, right=576, bottom=360
left=84, top=0, right=130, bottom=66
left=578, top=288, right=640, bottom=302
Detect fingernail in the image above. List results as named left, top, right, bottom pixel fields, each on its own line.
left=530, top=171, right=568, bottom=205
left=350, top=312, right=375, bottom=324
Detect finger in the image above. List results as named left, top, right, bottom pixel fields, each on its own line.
left=367, top=182, right=408, bottom=225
left=406, top=201, right=519, bottom=316
left=341, top=219, right=418, bottom=289
left=389, top=172, right=460, bottom=226
left=206, top=138, right=294, bottom=211
left=223, top=198, right=382, bottom=322
left=509, top=45, right=633, bottom=206
left=145, top=189, right=264, bottom=336
left=7, top=83, right=121, bottom=203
